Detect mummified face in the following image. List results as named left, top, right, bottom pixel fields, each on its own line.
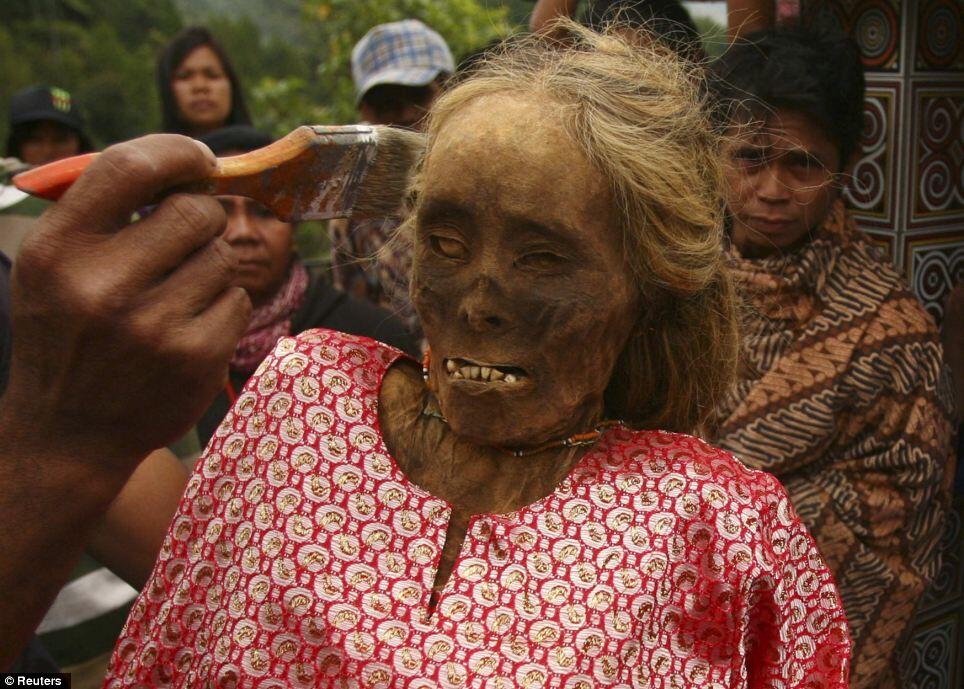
left=411, top=94, right=639, bottom=448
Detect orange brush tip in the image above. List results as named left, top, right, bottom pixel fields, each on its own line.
left=12, top=153, right=98, bottom=201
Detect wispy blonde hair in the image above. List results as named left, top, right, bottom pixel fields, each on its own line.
left=406, top=20, right=739, bottom=434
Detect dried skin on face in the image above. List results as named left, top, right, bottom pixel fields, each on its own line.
left=411, top=94, right=639, bottom=448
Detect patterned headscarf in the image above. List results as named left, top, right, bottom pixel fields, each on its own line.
left=230, top=259, right=309, bottom=373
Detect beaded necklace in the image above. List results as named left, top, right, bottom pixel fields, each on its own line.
left=420, top=348, right=622, bottom=458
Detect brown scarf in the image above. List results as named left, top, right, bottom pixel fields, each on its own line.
left=709, top=200, right=955, bottom=689
left=230, top=259, right=309, bottom=373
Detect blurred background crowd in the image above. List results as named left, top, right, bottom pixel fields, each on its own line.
left=0, top=1, right=961, bottom=688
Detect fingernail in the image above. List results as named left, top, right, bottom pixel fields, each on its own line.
left=192, top=139, right=217, bottom=167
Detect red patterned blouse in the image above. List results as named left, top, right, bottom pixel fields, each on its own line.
left=105, top=329, right=850, bottom=689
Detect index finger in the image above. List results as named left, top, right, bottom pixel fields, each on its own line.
left=47, top=134, right=216, bottom=237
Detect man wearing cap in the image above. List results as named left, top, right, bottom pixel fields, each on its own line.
left=5, top=85, right=92, bottom=167
left=329, top=19, right=455, bottom=337
left=2, top=85, right=93, bottom=258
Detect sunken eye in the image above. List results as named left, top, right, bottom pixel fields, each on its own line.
left=429, top=234, right=469, bottom=261
left=515, top=251, right=568, bottom=271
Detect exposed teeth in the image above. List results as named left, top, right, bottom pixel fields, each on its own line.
left=446, top=358, right=522, bottom=384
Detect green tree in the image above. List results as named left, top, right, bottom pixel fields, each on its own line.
left=0, top=0, right=182, bottom=148
left=496, top=0, right=538, bottom=26
left=693, top=16, right=727, bottom=59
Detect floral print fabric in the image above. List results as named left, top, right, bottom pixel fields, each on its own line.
left=106, top=329, right=850, bottom=688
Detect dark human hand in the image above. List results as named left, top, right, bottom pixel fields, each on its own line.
left=2, top=134, right=252, bottom=473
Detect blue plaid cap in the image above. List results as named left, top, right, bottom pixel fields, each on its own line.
left=352, top=20, right=455, bottom=105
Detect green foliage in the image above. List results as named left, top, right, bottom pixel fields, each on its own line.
left=249, top=77, right=335, bottom=141
left=2, top=0, right=523, bottom=148
left=0, top=0, right=182, bottom=149
left=497, top=0, right=538, bottom=26
left=693, top=16, right=727, bottom=60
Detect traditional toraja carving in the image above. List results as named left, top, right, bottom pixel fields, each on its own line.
left=911, top=86, right=964, bottom=224
left=845, top=84, right=898, bottom=223
left=806, top=0, right=901, bottom=70
left=916, top=0, right=963, bottom=71
left=905, top=235, right=964, bottom=323
left=900, top=616, right=959, bottom=687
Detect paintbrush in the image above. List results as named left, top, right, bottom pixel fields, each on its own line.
left=12, top=124, right=424, bottom=222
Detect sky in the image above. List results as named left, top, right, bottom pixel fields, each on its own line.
left=682, top=1, right=728, bottom=27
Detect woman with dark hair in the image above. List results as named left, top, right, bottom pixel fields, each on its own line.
left=156, top=26, right=252, bottom=136
left=709, top=24, right=954, bottom=689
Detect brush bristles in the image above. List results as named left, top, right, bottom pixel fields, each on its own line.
left=351, top=126, right=426, bottom=219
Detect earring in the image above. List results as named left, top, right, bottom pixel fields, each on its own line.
left=421, top=347, right=431, bottom=382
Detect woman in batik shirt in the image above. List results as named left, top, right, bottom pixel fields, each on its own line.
left=709, top=25, right=954, bottom=689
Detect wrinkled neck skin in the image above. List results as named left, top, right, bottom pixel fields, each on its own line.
left=379, top=360, right=595, bottom=600
left=381, top=360, right=598, bottom=513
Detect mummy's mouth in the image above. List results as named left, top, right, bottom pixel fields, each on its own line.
left=443, top=357, right=528, bottom=384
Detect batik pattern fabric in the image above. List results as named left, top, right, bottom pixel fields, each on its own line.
left=709, top=200, right=955, bottom=689
left=106, top=329, right=850, bottom=689
left=328, top=216, right=418, bottom=336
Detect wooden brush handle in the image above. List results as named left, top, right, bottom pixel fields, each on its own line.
left=12, top=127, right=320, bottom=204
